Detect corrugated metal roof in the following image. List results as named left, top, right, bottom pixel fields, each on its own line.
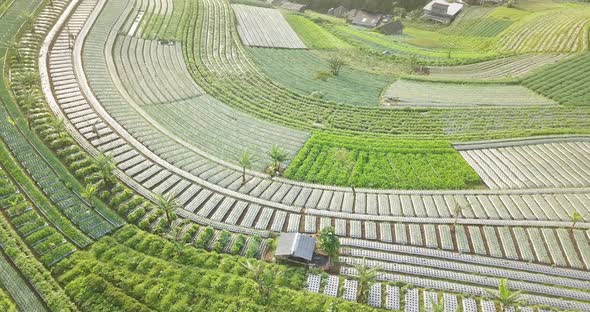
left=423, top=0, right=464, bottom=16
left=351, top=11, right=384, bottom=28
left=275, top=233, right=315, bottom=261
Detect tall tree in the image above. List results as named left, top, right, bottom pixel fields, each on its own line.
left=17, top=71, right=39, bottom=90
left=319, top=226, right=341, bottom=268
left=1, top=40, right=22, bottom=63
left=50, top=117, right=67, bottom=138
left=156, top=193, right=180, bottom=228
left=241, top=260, right=282, bottom=303
left=95, top=153, right=116, bottom=188
left=355, top=258, right=379, bottom=303
left=20, top=12, right=36, bottom=33
left=268, top=145, right=288, bottom=176
left=328, top=57, right=345, bottom=76
left=451, top=200, right=467, bottom=232
left=20, top=94, right=36, bottom=128
left=238, top=150, right=255, bottom=185
left=161, top=223, right=187, bottom=258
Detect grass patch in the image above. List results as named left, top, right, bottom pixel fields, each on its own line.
left=285, top=14, right=352, bottom=50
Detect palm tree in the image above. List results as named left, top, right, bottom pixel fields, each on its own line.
left=1, top=40, right=22, bottom=63
left=241, top=259, right=282, bottom=303
left=268, top=145, right=288, bottom=176
left=238, top=150, right=255, bottom=185
left=488, top=279, right=523, bottom=308
left=156, top=192, right=180, bottom=228
left=20, top=94, right=36, bottom=128
left=161, top=224, right=187, bottom=258
left=81, top=184, right=97, bottom=207
left=571, top=211, right=584, bottom=231
left=355, top=258, right=380, bottom=304
left=20, top=12, right=36, bottom=33
left=17, top=71, right=39, bottom=90
left=50, top=117, right=67, bottom=138
left=95, top=153, right=116, bottom=188
left=20, top=93, right=36, bottom=111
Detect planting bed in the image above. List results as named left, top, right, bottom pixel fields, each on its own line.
left=248, top=47, right=391, bottom=106
left=523, top=52, right=590, bottom=106
left=384, top=79, right=556, bottom=107
left=232, top=4, right=305, bottom=49
left=458, top=140, right=590, bottom=189
left=285, top=133, right=482, bottom=189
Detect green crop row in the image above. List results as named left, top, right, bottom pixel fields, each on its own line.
left=0, top=287, right=16, bottom=312
left=0, top=209, right=77, bottom=311
left=247, top=47, right=391, bottom=106
left=285, top=133, right=483, bottom=190
left=53, top=225, right=381, bottom=312
left=522, top=53, right=590, bottom=106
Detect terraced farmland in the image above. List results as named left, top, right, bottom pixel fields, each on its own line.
left=523, top=52, right=590, bottom=106
left=338, top=238, right=590, bottom=311
left=498, top=8, right=590, bottom=53
left=172, top=0, right=590, bottom=139
left=384, top=79, right=556, bottom=107
left=0, top=0, right=589, bottom=310
left=457, top=139, right=590, bottom=189
left=104, top=11, right=310, bottom=169
left=248, top=48, right=392, bottom=106
left=427, top=54, right=566, bottom=80
left=285, top=14, right=351, bottom=50
left=113, top=36, right=203, bottom=106
left=232, top=4, right=305, bottom=48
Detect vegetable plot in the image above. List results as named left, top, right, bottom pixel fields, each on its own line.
left=0, top=250, right=45, bottom=312
left=427, top=54, right=566, bottom=80
left=285, top=133, right=483, bottom=189
left=523, top=53, right=590, bottom=106
left=458, top=141, right=590, bottom=189
left=384, top=79, right=556, bottom=107
left=248, top=47, right=391, bottom=106
left=232, top=4, right=306, bottom=49
left=498, top=8, right=590, bottom=53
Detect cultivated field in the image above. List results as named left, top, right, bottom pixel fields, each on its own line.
left=0, top=0, right=589, bottom=311
left=523, top=52, right=590, bottom=106
left=427, top=54, right=566, bottom=80
left=384, top=79, right=556, bottom=107
left=113, top=36, right=203, bottom=105
left=285, top=14, right=351, bottom=50
left=232, top=4, right=306, bottom=48
left=498, top=8, right=590, bottom=53
left=248, top=48, right=391, bottom=106
left=285, top=133, right=482, bottom=189
left=458, top=140, right=590, bottom=189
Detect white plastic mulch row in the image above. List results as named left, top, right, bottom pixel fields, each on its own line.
left=232, top=4, right=306, bottom=49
